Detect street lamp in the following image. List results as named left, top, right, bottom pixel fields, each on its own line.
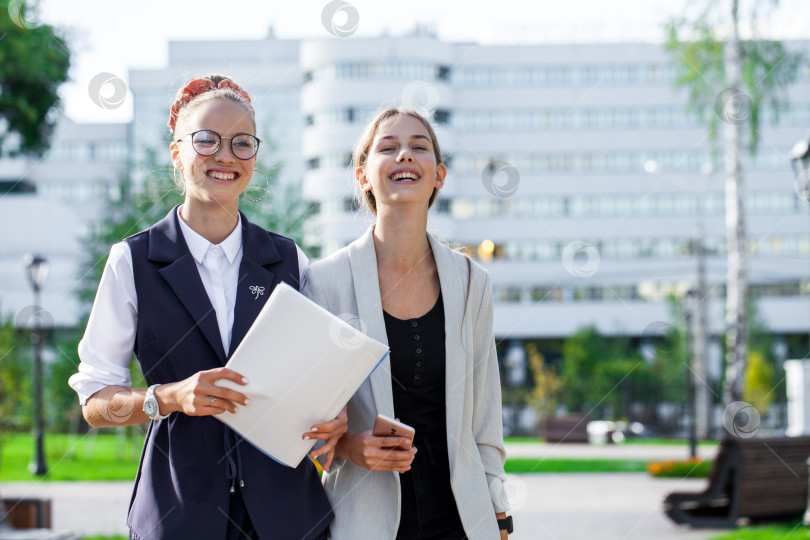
left=23, top=253, right=49, bottom=476
left=789, top=133, right=810, bottom=356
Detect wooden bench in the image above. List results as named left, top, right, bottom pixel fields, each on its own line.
left=542, top=414, right=590, bottom=443
left=663, top=436, right=810, bottom=528
left=0, top=494, right=79, bottom=539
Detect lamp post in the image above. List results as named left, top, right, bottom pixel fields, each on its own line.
left=789, top=133, right=810, bottom=356
left=683, top=288, right=698, bottom=459
left=23, top=253, right=49, bottom=476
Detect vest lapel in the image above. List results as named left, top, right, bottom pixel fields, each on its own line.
left=229, top=215, right=282, bottom=357
left=348, top=226, right=395, bottom=417
left=150, top=207, right=226, bottom=363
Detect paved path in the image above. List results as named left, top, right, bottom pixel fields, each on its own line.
left=1, top=443, right=724, bottom=539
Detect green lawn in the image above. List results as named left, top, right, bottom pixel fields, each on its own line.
left=504, top=436, right=718, bottom=447
left=1, top=432, right=698, bottom=480
left=0, top=431, right=144, bottom=481
left=504, top=457, right=650, bottom=473
left=707, top=521, right=808, bottom=539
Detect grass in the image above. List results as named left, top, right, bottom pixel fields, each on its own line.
left=707, top=521, right=808, bottom=539
left=504, top=457, right=650, bottom=473
left=2, top=432, right=709, bottom=479
left=0, top=431, right=144, bottom=481
left=504, top=436, right=718, bottom=446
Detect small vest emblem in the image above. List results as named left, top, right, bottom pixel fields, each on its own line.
left=249, top=285, right=265, bottom=299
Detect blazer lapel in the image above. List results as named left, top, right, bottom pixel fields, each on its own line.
left=150, top=207, right=226, bottom=363
left=429, top=234, right=467, bottom=463
left=348, top=226, right=396, bottom=417
left=229, top=215, right=281, bottom=357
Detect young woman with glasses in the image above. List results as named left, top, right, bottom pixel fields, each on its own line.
left=69, top=74, right=343, bottom=540
left=303, top=108, right=512, bottom=539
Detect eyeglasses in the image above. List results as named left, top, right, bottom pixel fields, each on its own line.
left=176, top=130, right=261, bottom=160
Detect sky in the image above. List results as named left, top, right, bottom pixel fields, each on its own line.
left=26, top=0, right=810, bottom=123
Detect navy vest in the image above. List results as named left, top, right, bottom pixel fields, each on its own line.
left=125, top=208, right=332, bottom=539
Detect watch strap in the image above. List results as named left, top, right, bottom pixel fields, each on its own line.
left=497, top=516, right=513, bottom=533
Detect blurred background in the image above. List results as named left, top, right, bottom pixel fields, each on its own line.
left=1, top=0, right=809, bottom=456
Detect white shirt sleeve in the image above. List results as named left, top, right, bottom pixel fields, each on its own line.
left=296, top=245, right=309, bottom=290
left=68, top=242, right=138, bottom=404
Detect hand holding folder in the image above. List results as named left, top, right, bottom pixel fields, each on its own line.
left=216, top=282, right=389, bottom=467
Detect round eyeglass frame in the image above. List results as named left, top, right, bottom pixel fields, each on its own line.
left=176, top=130, right=261, bottom=160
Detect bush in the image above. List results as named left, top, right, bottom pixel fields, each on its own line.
left=647, top=457, right=713, bottom=478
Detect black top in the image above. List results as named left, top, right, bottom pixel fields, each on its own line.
left=383, top=293, right=467, bottom=539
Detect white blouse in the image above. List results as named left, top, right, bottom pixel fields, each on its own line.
left=68, top=209, right=307, bottom=404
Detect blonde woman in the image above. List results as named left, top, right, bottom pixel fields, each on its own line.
left=304, top=109, right=512, bottom=539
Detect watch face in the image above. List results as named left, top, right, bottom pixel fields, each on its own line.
left=144, top=398, right=156, bottom=417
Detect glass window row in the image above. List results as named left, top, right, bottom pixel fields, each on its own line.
left=452, top=235, right=810, bottom=263
left=309, top=61, right=439, bottom=82
left=493, top=280, right=809, bottom=304
left=449, top=104, right=810, bottom=131
left=447, top=191, right=801, bottom=219
left=45, top=141, right=128, bottom=162
left=447, top=148, right=790, bottom=174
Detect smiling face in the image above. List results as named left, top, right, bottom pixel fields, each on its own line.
left=357, top=114, right=446, bottom=215
left=170, top=98, right=256, bottom=210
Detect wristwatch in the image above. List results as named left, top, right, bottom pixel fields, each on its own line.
left=143, top=384, right=170, bottom=420
left=497, top=516, right=513, bottom=534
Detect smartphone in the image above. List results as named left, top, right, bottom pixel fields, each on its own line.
left=372, top=414, right=415, bottom=442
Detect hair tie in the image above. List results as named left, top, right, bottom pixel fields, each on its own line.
left=167, top=77, right=254, bottom=133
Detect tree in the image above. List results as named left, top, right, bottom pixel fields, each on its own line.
left=526, top=343, right=561, bottom=422
left=0, top=0, right=70, bottom=156
left=560, top=327, right=649, bottom=420
left=664, top=1, right=801, bottom=404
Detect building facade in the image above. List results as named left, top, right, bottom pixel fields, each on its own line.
left=4, top=31, right=808, bottom=413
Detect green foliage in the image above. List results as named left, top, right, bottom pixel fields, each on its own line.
left=0, top=0, right=70, bottom=156
left=664, top=4, right=803, bottom=155
left=526, top=343, right=561, bottom=421
left=744, top=351, right=776, bottom=414
left=559, top=327, right=651, bottom=419
left=0, top=314, right=29, bottom=431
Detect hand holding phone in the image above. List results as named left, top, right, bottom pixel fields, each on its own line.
left=372, top=414, right=415, bottom=449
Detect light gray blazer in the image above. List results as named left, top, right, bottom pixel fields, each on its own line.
left=303, top=226, right=509, bottom=540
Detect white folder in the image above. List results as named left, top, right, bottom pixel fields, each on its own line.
left=215, top=282, right=388, bottom=467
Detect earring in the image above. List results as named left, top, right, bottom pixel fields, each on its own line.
left=244, top=169, right=269, bottom=202
left=173, top=168, right=186, bottom=196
